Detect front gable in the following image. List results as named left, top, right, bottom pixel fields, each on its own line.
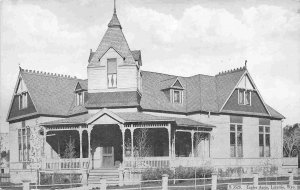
left=7, top=75, right=37, bottom=122
left=221, top=71, right=270, bottom=116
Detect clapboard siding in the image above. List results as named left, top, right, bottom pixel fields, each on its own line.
left=88, top=67, right=107, bottom=91
left=118, top=65, right=137, bottom=89
left=88, top=48, right=139, bottom=92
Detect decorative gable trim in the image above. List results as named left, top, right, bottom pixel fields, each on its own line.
left=96, top=47, right=125, bottom=63
left=171, top=78, right=184, bottom=89
left=6, top=69, right=39, bottom=121
left=219, top=70, right=271, bottom=116
left=86, top=108, right=125, bottom=125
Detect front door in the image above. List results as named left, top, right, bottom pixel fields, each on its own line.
left=102, top=146, right=114, bottom=168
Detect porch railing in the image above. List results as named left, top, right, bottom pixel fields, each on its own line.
left=123, top=157, right=170, bottom=168
left=43, top=158, right=89, bottom=170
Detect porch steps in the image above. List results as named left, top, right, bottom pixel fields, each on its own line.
left=88, top=168, right=120, bottom=186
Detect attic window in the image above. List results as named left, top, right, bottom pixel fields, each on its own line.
left=172, top=89, right=183, bottom=104
left=107, top=58, right=117, bottom=88
left=238, top=89, right=251, bottom=106
left=76, top=92, right=84, bottom=106
left=19, top=92, right=28, bottom=109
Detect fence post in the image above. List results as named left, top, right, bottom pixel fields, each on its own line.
left=162, top=174, right=169, bottom=190
left=288, top=171, right=294, bottom=186
left=100, top=178, right=107, bottom=190
left=22, top=180, right=30, bottom=190
left=253, top=173, right=259, bottom=187
left=118, top=168, right=124, bottom=187
left=82, top=171, right=88, bottom=187
left=211, top=173, right=217, bottom=190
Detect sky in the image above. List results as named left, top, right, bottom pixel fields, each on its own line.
left=0, top=0, right=299, bottom=133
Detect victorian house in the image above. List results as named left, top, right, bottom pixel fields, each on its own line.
left=6, top=4, right=284, bottom=185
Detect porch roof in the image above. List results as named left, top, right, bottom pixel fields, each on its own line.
left=41, top=112, right=215, bottom=128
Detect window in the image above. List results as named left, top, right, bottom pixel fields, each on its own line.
left=18, top=122, right=30, bottom=162
left=76, top=92, right=84, bottom=106
left=230, top=124, right=243, bottom=157
left=259, top=126, right=270, bottom=157
left=19, top=92, right=28, bottom=109
left=107, top=58, right=117, bottom=88
left=238, top=89, right=251, bottom=106
left=172, top=90, right=183, bottom=104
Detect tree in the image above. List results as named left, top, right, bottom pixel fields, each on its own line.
left=134, top=128, right=152, bottom=157
left=63, top=136, right=77, bottom=158
left=283, top=123, right=300, bottom=157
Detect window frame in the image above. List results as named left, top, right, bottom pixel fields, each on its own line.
left=18, top=124, right=30, bottom=162
left=172, top=89, right=183, bottom=104
left=76, top=91, right=85, bottom=106
left=107, top=58, right=117, bottom=88
left=19, top=92, right=28, bottom=110
left=259, top=125, right=271, bottom=157
left=230, top=123, right=243, bottom=158
left=238, top=89, right=251, bottom=106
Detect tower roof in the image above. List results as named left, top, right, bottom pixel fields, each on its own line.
left=108, top=13, right=122, bottom=29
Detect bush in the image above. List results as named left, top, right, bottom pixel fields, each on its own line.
left=175, top=166, right=213, bottom=179
left=142, top=168, right=174, bottom=180
left=141, top=166, right=213, bottom=180
left=40, top=172, right=81, bottom=185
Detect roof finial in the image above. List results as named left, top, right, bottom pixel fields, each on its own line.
left=245, top=60, right=247, bottom=68
left=114, top=0, right=116, bottom=14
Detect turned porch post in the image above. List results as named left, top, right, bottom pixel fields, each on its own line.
left=119, top=124, right=125, bottom=160
left=43, top=128, right=47, bottom=156
left=87, top=126, right=92, bottom=163
left=79, top=127, right=83, bottom=167
left=130, top=125, right=134, bottom=157
left=191, top=130, right=194, bottom=157
left=167, top=123, right=171, bottom=157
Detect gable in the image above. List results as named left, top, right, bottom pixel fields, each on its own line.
left=8, top=92, right=37, bottom=120
left=237, top=74, right=254, bottom=90
left=172, top=79, right=183, bottom=89
left=16, top=78, right=28, bottom=94
left=222, top=89, right=269, bottom=115
left=75, top=82, right=82, bottom=91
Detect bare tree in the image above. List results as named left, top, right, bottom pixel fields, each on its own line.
left=283, top=124, right=300, bottom=157
left=63, top=136, right=77, bottom=158
left=134, top=128, right=152, bottom=157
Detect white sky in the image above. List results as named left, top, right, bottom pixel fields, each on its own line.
left=0, top=0, right=299, bottom=133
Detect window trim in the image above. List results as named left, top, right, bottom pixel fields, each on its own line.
left=259, top=125, right=271, bottom=157
left=18, top=124, right=30, bottom=162
left=171, top=89, right=183, bottom=104
left=238, top=89, right=251, bottom=106
left=76, top=91, right=85, bottom=106
left=230, top=123, right=243, bottom=158
left=18, top=92, right=28, bottom=110
left=107, top=58, right=117, bottom=89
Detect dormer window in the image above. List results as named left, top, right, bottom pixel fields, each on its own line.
left=107, top=58, right=117, bottom=88
left=19, top=92, right=28, bottom=109
left=76, top=91, right=84, bottom=106
left=172, top=89, right=183, bottom=104
left=238, top=89, right=251, bottom=106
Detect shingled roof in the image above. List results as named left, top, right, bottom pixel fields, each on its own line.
left=7, top=69, right=88, bottom=121
left=88, top=12, right=136, bottom=66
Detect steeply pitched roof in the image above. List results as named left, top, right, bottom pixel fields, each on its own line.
left=215, top=68, right=246, bottom=111
left=7, top=69, right=88, bottom=120
left=88, top=13, right=135, bottom=66
left=131, top=50, right=142, bottom=66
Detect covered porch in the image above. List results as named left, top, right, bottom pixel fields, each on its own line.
left=40, top=109, right=215, bottom=171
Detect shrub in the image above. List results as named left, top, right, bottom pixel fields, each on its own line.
left=142, top=168, right=173, bottom=180
left=141, top=166, right=213, bottom=181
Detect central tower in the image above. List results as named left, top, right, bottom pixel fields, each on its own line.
left=87, top=2, right=142, bottom=93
